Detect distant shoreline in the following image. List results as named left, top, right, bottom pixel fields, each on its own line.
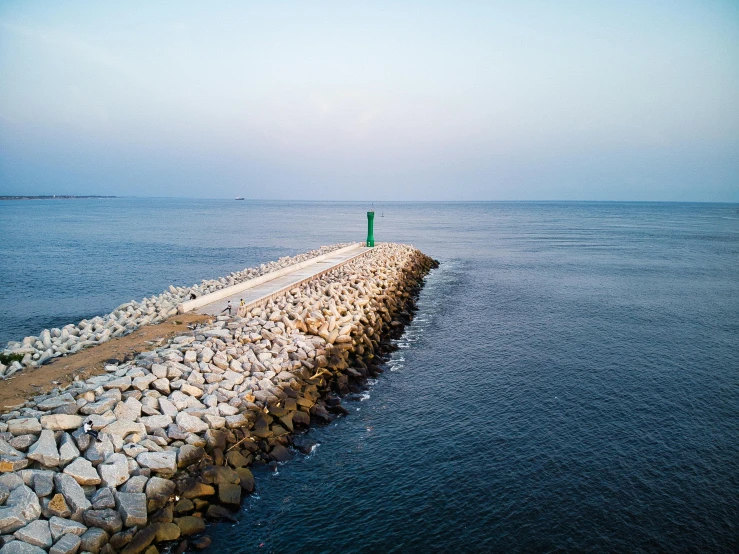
left=0, top=195, right=117, bottom=201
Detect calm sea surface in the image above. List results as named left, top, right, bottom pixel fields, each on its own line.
left=1, top=199, right=738, bottom=552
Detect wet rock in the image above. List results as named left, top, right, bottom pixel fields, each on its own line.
left=205, top=504, right=236, bottom=520
left=174, top=516, right=205, bottom=536
left=234, top=468, right=254, bottom=492
left=218, top=483, right=241, bottom=506
left=269, top=444, right=293, bottom=462
left=190, top=535, right=212, bottom=550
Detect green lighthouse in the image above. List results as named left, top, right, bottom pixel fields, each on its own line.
left=366, top=211, right=375, bottom=247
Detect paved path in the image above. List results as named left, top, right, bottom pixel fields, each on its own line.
left=193, top=244, right=373, bottom=316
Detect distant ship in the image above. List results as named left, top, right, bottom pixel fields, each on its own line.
left=235, top=197, right=245, bottom=200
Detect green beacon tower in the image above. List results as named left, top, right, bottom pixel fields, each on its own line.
left=366, top=211, right=375, bottom=247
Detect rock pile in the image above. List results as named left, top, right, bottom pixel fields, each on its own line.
left=0, top=243, right=437, bottom=553
left=0, top=244, right=353, bottom=378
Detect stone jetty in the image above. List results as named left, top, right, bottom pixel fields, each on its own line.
left=0, top=243, right=438, bottom=553
left=0, top=244, right=352, bottom=378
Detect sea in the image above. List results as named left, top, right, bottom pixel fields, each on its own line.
left=1, top=199, right=738, bottom=552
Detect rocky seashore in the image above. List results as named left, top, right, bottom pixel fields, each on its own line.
left=0, top=244, right=353, bottom=378
left=0, top=243, right=438, bottom=554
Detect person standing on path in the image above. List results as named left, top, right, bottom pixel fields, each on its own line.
left=221, top=300, right=232, bottom=316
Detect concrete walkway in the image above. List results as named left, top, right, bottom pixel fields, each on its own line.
left=184, top=244, right=373, bottom=316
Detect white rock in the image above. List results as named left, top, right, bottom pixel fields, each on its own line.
left=39, top=415, right=83, bottom=431
left=175, top=412, right=208, bottom=433
left=63, top=458, right=101, bottom=486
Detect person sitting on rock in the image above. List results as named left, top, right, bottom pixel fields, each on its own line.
left=83, top=420, right=99, bottom=442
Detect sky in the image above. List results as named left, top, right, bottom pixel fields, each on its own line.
left=0, top=1, right=737, bottom=201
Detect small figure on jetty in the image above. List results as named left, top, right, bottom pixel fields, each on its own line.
left=240, top=298, right=245, bottom=307
left=221, top=301, right=232, bottom=315
left=189, top=292, right=197, bottom=300
left=83, top=420, right=99, bottom=442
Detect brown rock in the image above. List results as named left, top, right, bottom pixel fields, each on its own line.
left=173, top=498, right=194, bottom=515
left=149, top=503, right=173, bottom=523
left=120, top=525, right=157, bottom=554
left=218, top=483, right=241, bottom=506
left=191, top=535, right=212, bottom=550
left=235, top=468, right=254, bottom=492
left=45, top=493, right=72, bottom=519
left=174, top=516, right=205, bottom=536
left=181, top=482, right=215, bottom=499
left=225, top=450, right=249, bottom=468
left=155, top=522, right=181, bottom=542
left=205, top=504, right=236, bottom=521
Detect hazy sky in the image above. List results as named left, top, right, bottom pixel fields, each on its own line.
left=1, top=1, right=737, bottom=201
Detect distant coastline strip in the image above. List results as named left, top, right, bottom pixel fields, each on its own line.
left=0, top=195, right=118, bottom=200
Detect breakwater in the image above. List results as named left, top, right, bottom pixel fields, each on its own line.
left=0, top=243, right=437, bottom=553
left=0, top=244, right=353, bottom=378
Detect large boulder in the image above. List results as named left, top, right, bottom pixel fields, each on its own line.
left=7, top=419, right=41, bottom=436
left=62, top=458, right=101, bottom=486
left=116, top=493, right=147, bottom=527
left=136, top=451, right=176, bottom=474
left=97, top=453, right=130, bottom=488
left=0, top=484, right=41, bottom=534
left=175, top=412, right=208, bottom=434
left=39, top=415, right=83, bottom=431
left=52, top=474, right=90, bottom=521
left=26, top=430, right=60, bottom=467
left=12, top=519, right=52, bottom=549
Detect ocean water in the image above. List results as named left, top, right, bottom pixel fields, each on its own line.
left=1, top=199, right=738, bottom=552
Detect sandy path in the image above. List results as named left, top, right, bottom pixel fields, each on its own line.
left=0, top=313, right=210, bottom=411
